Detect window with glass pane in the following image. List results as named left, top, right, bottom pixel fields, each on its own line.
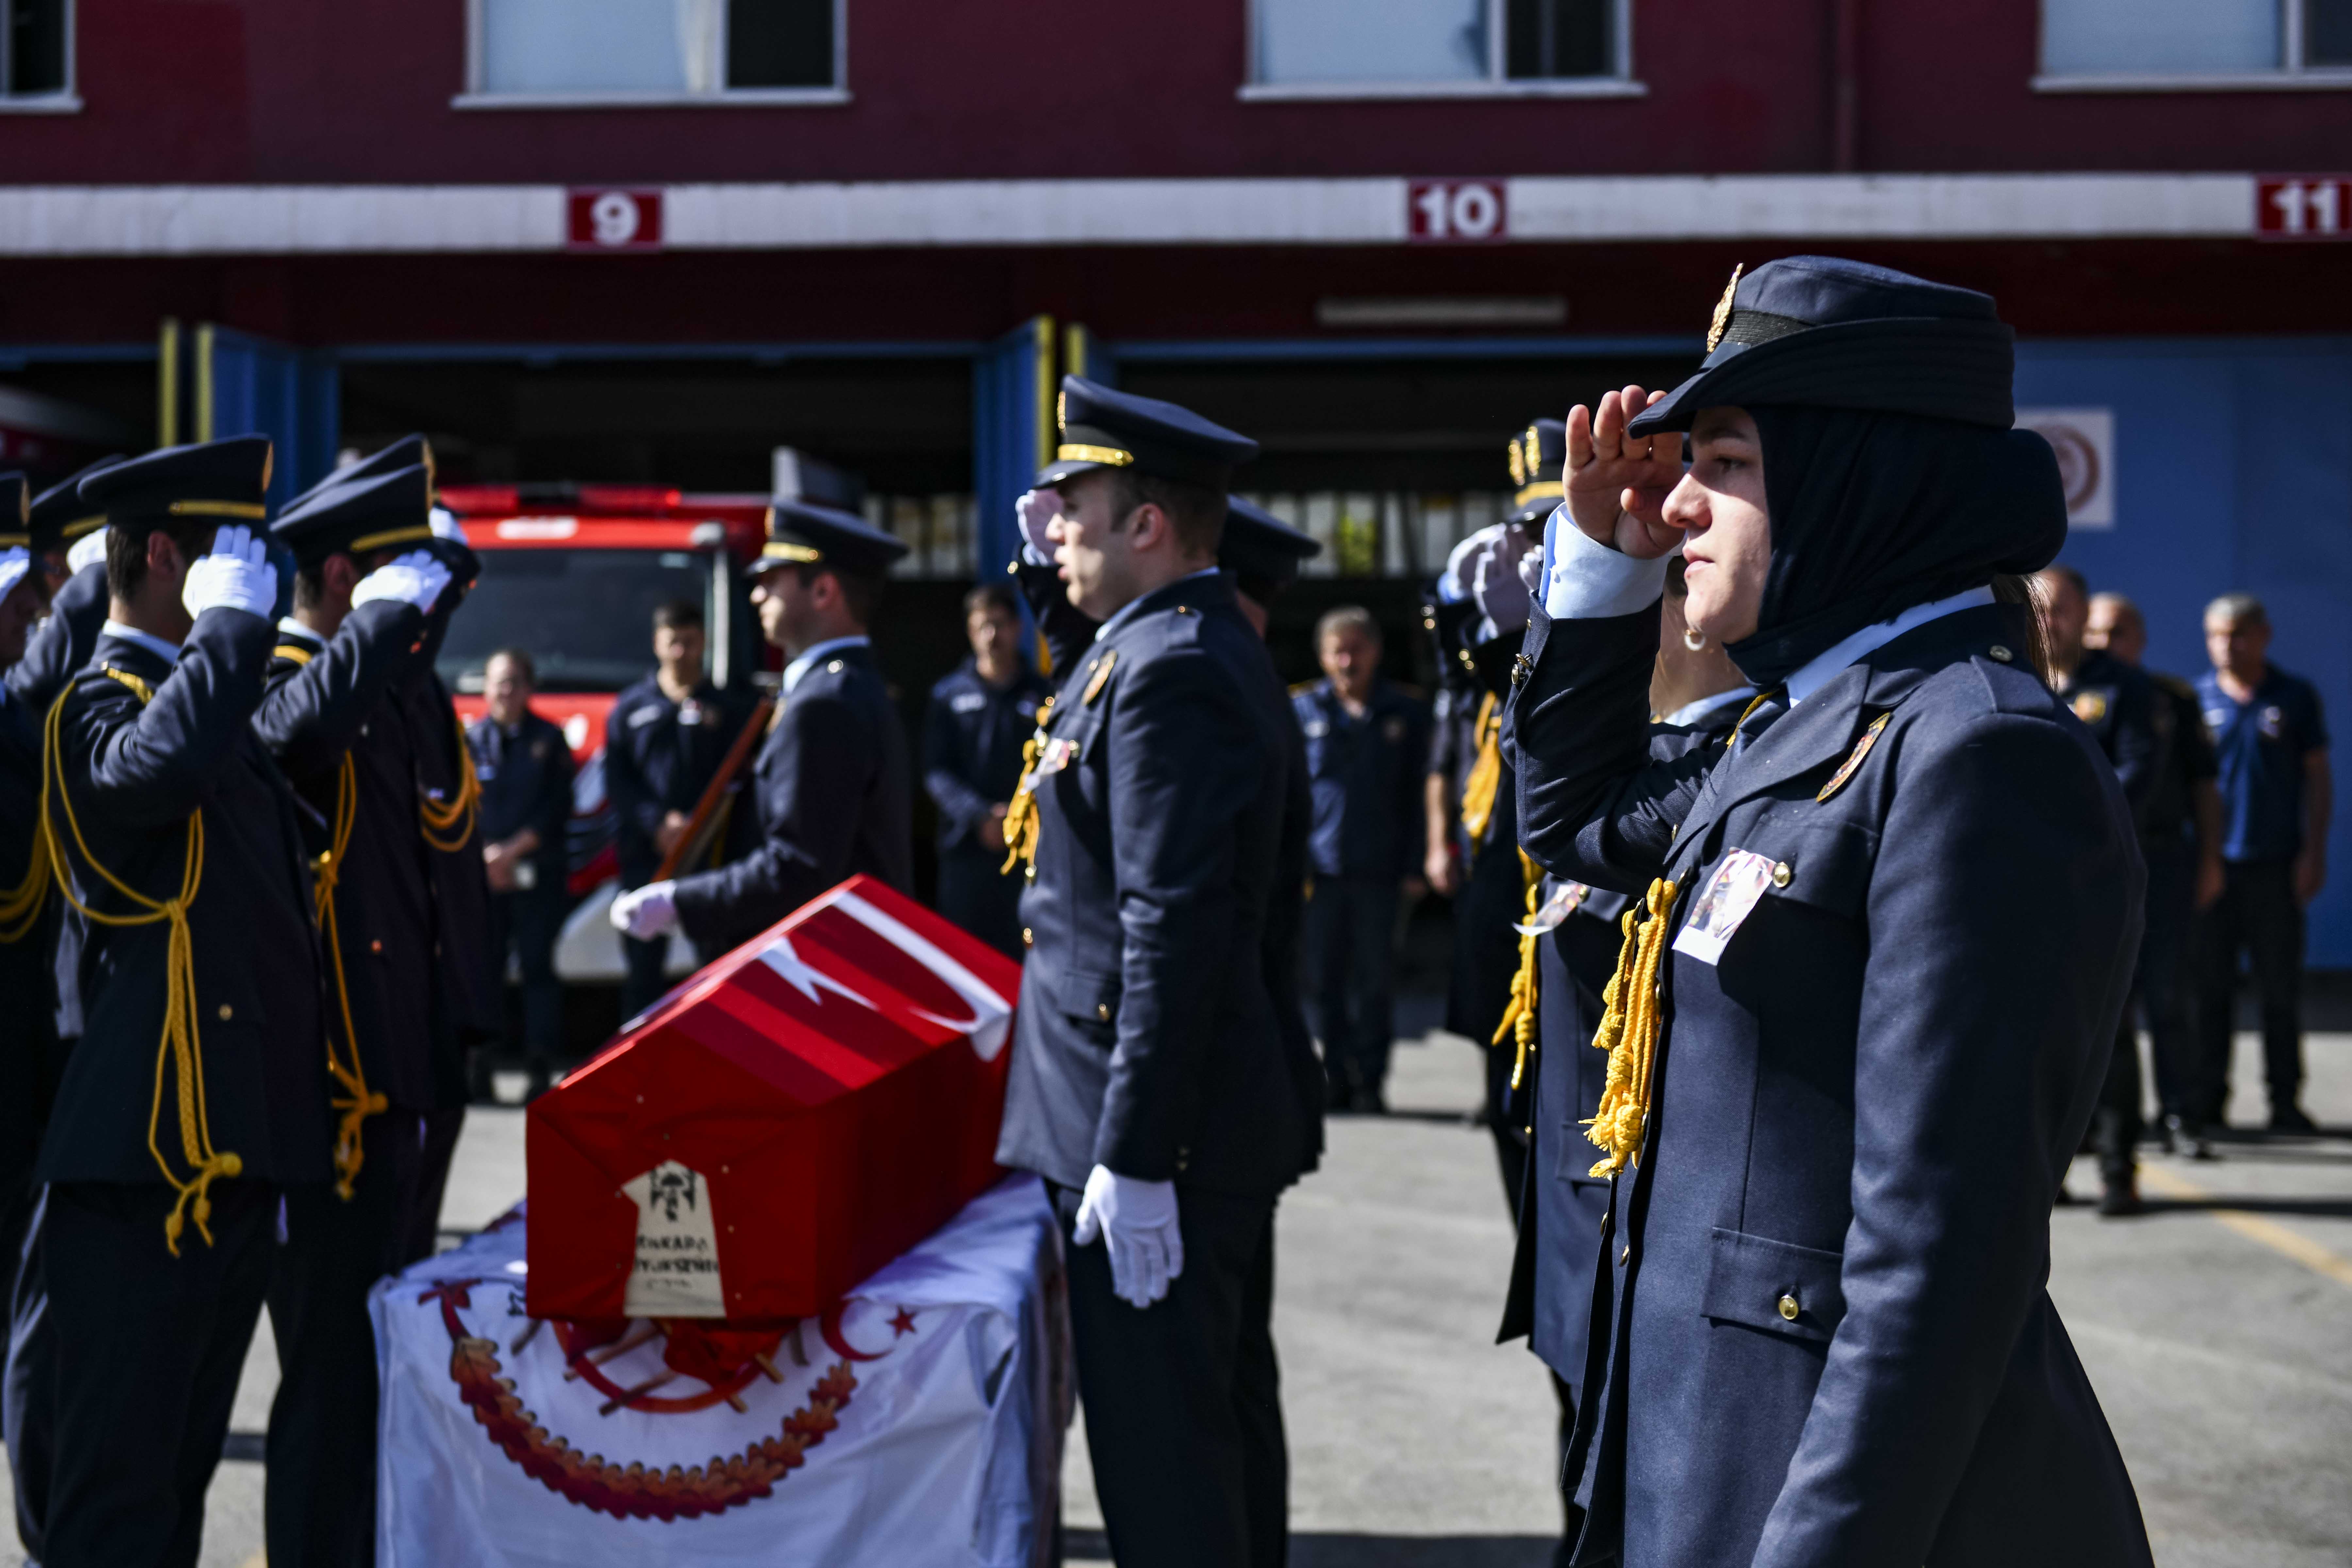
left=2, top=0, right=72, bottom=96
left=2042, top=0, right=2352, bottom=74
left=478, top=0, right=834, bottom=95
left=1254, top=0, right=1623, bottom=84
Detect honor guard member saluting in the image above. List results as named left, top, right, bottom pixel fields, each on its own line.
left=996, top=379, right=1308, bottom=1568
left=252, top=457, right=454, bottom=1568
left=0, top=472, right=51, bottom=1275
left=1514, top=257, right=2152, bottom=1567
left=8, top=457, right=123, bottom=715
left=611, top=501, right=913, bottom=951
left=36, top=438, right=338, bottom=1568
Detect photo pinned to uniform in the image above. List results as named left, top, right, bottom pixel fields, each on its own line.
left=1032, top=736, right=1081, bottom=777
left=1515, top=881, right=1589, bottom=936
left=1671, top=850, right=1778, bottom=966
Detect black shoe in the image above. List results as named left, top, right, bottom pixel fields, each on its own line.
left=2097, top=1177, right=2143, bottom=1218
left=1350, top=1083, right=1389, bottom=1116
left=2269, top=1105, right=2319, bottom=1135
left=2162, top=1114, right=2217, bottom=1161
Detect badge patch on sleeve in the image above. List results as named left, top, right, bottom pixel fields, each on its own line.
left=1671, top=850, right=1778, bottom=966
left=1816, top=711, right=1892, bottom=803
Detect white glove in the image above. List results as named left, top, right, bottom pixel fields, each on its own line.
left=428, top=506, right=469, bottom=546
left=352, top=549, right=452, bottom=614
left=1444, top=524, right=1504, bottom=608
left=181, top=525, right=278, bottom=620
left=0, top=548, right=29, bottom=603
left=1070, top=1163, right=1183, bottom=1309
left=66, top=527, right=109, bottom=575
left=1015, top=488, right=1060, bottom=566
left=1472, top=529, right=1534, bottom=638
left=610, top=881, right=678, bottom=940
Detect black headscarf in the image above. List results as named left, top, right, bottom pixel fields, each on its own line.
left=1721, top=408, right=2067, bottom=689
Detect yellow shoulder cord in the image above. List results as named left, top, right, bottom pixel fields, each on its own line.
left=1584, top=876, right=1681, bottom=1178
left=998, top=694, right=1054, bottom=876
left=417, top=714, right=480, bottom=853
left=1458, top=692, right=1503, bottom=851
left=40, top=670, right=241, bottom=1254
left=0, top=779, right=51, bottom=945
left=311, top=755, right=388, bottom=1199
left=272, top=644, right=315, bottom=667
left=1491, top=851, right=1544, bottom=1092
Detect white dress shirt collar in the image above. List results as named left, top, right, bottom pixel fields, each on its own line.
left=1783, top=586, right=1996, bottom=704
left=1659, top=685, right=1757, bottom=729
left=100, top=619, right=185, bottom=666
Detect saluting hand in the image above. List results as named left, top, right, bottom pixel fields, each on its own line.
left=1565, top=384, right=1683, bottom=558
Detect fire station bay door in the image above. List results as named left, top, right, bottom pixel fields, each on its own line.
left=168, top=322, right=341, bottom=510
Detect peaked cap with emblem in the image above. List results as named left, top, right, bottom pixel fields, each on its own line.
left=26, top=456, right=125, bottom=554
left=78, top=435, right=273, bottom=532
left=1219, top=495, right=1320, bottom=600
left=0, top=473, right=26, bottom=549
left=752, top=498, right=909, bottom=578
left=1505, top=419, right=1566, bottom=525
left=282, top=434, right=434, bottom=514
left=271, top=463, right=435, bottom=565
left=1036, top=375, right=1259, bottom=491
left=1627, top=255, right=2016, bottom=437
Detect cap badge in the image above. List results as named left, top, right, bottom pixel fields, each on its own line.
left=1706, top=263, right=1744, bottom=353
left=1507, top=438, right=1527, bottom=487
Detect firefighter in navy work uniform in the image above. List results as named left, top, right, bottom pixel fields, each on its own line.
left=611, top=501, right=914, bottom=953
left=252, top=457, right=456, bottom=1568
left=36, top=438, right=338, bottom=1568
left=994, top=377, right=1308, bottom=1568
left=470, top=649, right=576, bottom=1090
left=1513, top=257, right=2152, bottom=1567
left=923, top=580, right=1051, bottom=958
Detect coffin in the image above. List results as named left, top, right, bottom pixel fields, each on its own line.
left=526, top=875, right=1021, bottom=1321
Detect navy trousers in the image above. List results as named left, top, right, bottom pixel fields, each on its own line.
left=1304, top=873, right=1401, bottom=1098
left=2195, top=856, right=2305, bottom=1123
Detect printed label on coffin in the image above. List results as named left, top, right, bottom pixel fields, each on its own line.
left=622, top=1161, right=725, bottom=1317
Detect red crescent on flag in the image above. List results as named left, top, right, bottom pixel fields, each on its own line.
left=819, top=1303, right=888, bottom=1362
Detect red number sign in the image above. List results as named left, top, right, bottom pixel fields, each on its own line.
left=567, top=188, right=664, bottom=252
left=2256, top=178, right=2352, bottom=240
left=1407, top=179, right=1508, bottom=243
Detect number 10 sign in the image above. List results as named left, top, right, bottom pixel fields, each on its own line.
left=1407, top=179, right=1509, bottom=243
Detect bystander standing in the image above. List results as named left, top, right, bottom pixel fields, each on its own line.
left=2195, top=593, right=2331, bottom=1134
left=923, top=582, right=1050, bottom=958
left=467, top=648, right=576, bottom=1098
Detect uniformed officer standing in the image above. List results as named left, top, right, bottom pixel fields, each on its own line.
left=923, top=582, right=1050, bottom=957
left=470, top=650, right=576, bottom=1091
left=0, top=473, right=50, bottom=1267
left=252, top=460, right=455, bottom=1568
left=611, top=502, right=913, bottom=953
left=2035, top=565, right=2162, bottom=1214
left=1515, top=259, right=2151, bottom=1567
left=1294, top=606, right=1429, bottom=1111
left=606, top=599, right=757, bottom=1010
left=994, top=378, right=1307, bottom=1568
left=6, top=457, right=120, bottom=717
left=2086, top=590, right=2226, bottom=1156
left=37, top=438, right=336, bottom=1568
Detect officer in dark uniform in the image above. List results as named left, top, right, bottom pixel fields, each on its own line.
left=1294, top=606, right=1429, bottom=1111
left=1515, top=258, right=2151, bottom=1568
left=612, top=502, right=913, bottom=954
left=606, top=599, right=757, bottom=1009
left=2036, top=564, right=2162, bottom=1214
left=923, top=581, right=1051, bottom=957
left=469, top=649, right=576, bottom=1090
left=7, top=456, right=122, bottom=715
left=252, top=459, right=455, bottom=1567
left=995, top=379, right=1306, bottom=1568
left=37, top=438, right=337, bottom=1568
left=2086, top=590, right=2226, bottom=1156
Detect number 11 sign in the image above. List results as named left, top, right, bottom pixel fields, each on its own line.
left=2257, top=177, right=2352, bottom=240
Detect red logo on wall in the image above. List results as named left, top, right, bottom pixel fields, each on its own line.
left=2256, top=178, right=2352, bottom=240
left=567, top=188, right=664, bottom=252
left=1407, top=179, right=1508, bottom=243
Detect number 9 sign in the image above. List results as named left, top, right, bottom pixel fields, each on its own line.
left=567, top=188, right=664, bottom=252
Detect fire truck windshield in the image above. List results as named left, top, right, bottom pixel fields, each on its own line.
left=439, top=547, right=714, bottom=694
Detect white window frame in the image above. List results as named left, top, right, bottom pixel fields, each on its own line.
left=0, top=0, right=81, bottom=113
left=2034, top=0, right=2352, bottom=91
left=453, top=0, right=850, bottom=109
left=1239, top=0, right=1644, bottom=101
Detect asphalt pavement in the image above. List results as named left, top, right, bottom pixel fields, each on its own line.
left=3, top=1014, right=2347, bottom=1567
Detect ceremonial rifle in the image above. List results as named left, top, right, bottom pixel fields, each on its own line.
left=652, top=695, right=774, bottom=883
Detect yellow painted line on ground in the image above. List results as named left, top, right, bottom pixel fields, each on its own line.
left=2139, top=1163, right=2352, bottom=1293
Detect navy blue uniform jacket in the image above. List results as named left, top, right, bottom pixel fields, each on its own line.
left=1293, top=677, right=1430, bottom=882
left=468, top=710, right=576, bottom=894
left=924, top=658, right=1051, bottom=858
left=669, top=643, right=912, bottom=954
left=0, top=689, right=58, bottom=1198
left=1514, top=595, right=2151, bottom=1568
left=5, top=561, right=106, bottom=714
left=40, top=615, right=333, bottom=1188
left=254, top=600, right=440, bottom=1113
left=997, top=573, right=1310, bottom=1197
left=604, top=673, right=757, bottom=888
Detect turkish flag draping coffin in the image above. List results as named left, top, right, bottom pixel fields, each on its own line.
left=526, top=876, right=1021, bottom=1321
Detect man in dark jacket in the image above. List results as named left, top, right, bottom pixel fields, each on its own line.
left=994, top=378, right=1305, bottom=1568
left=468, top=648, right=575, bottom=1092
left=38, top=439, right=337, bottom=1568
left=605, top=599, right=756, bottom=1012
left=252, top=458, right=455, bottom=1568
left=1514, top=259, right=2151, bottom=1568
left=611, top=502, right=913, bottom=955
left=923, top=581, right=1050, bottom=957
